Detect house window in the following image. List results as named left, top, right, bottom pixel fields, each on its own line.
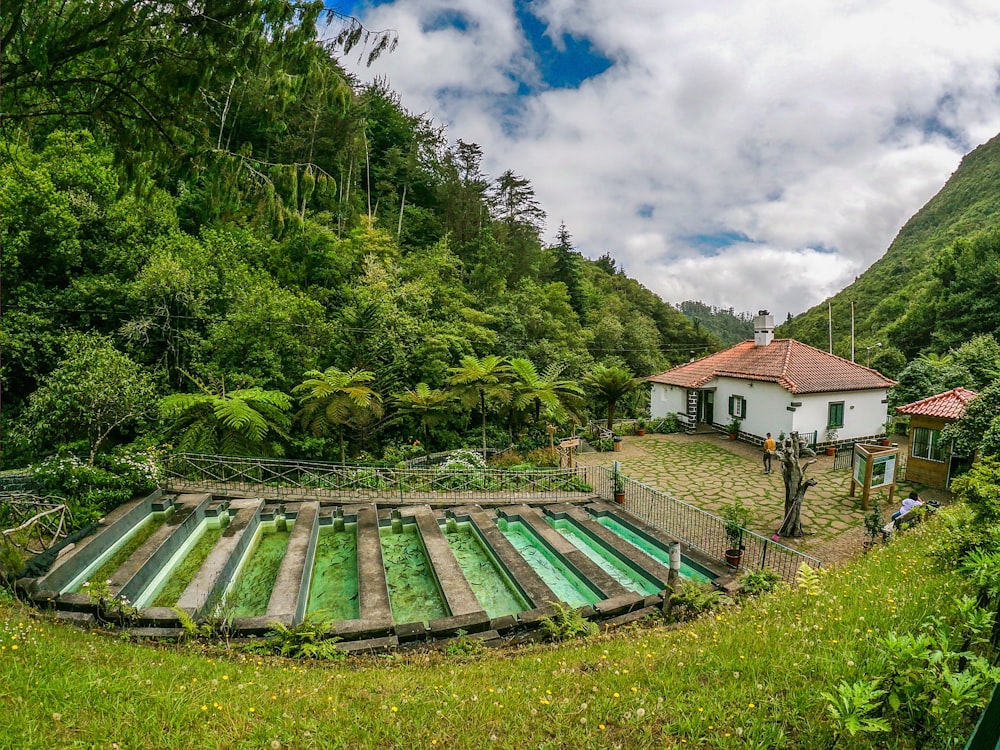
left=911, top=427, right=945, bottom=462
left=827, top=401, right=844, bottom=429
left=729, top=395, right=747, bottom=419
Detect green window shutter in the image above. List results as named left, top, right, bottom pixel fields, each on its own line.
left=729, top=395, right=734, bottom=416
left=741, top=397, right=747, bottom=419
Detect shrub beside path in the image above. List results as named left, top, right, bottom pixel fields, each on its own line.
left=573, top=432, right=950, bottom=566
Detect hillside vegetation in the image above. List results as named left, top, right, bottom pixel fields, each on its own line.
left=0, top=3, right=716, bottom=470
left=1, top=511, right=995, bottom=749
left=778, top=132, right=1000, bottom=372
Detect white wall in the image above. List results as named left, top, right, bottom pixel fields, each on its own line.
left=650, top=383, right=686, bottom=419
left=791, top=389, right=889, bottom=443
left=716, top=377, right=792, bottom=440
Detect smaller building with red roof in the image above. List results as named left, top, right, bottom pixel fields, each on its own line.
left=647, top=311, right=896, bottom=446
left=896, top=387, right=977, bottom=488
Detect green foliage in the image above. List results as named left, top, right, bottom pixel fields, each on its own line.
left=160, top=377, right=292, bottom=457
left=263, top=612, right=343, bottom=660
left=820, top=680, right=890, bottom=741
left=172, top=607, right=214, bottom=639
left=677, top=301, right=753, bottom=347
left=664, top=580, right=732, bottom=622
left=864, top=503, right=885, bottom=546
left=951, top=457, right=1000, bottom=524
left=30, top=449, right=160, bottom=528
left=443, top=629, right=486, bottom=658
left=944, top=383, right=1000, bottom=459
left=17, top=333, right=157, bottom=464
left=871, top=606, right=1000, bottom=748
left=649, top=414, right=682, bottom=434
left=583, top=364, right=644, bottom=431
left=82, top=579, right=140, bottom=626
left=796, top=563, right=824, bottom=597
left=538, top=601, right=598, bottom=642
left=739, top=568, right=782, bottom=595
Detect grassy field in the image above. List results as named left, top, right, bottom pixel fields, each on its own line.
left=0, top=513, right=990, bottom=749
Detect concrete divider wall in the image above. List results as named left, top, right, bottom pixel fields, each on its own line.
left=38, top=490, right=165, bottom=593
left=265, top=502, right=318, bottom=625
left=175, top=498, right=265, bottom=617
left=118, top=493, right=213, bottom=605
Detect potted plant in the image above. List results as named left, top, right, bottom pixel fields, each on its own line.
left=824, top=427, right=838, bottom=456
left=636, top=418, right=647, bottom=437
left=612, top=470, right=626, bottom=504
left=881, top=418, right=893, bottom=446
left=727, top=417, right=742, bottom=440
left=721, top=500, right=753, bottom=567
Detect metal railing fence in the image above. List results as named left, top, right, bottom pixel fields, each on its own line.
left=596, top=466, right=821, bottom=583
left=161, top=452, right=593, bottom=503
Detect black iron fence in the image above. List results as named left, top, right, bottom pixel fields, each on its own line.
left=597, top=467, right=821, bottom=583
left=161, top=452, right=593, bottom=503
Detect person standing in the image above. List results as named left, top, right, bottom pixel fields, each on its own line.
left=763, top=432, right=777, bottom=474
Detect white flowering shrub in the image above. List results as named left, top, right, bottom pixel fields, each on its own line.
left=30, top=447, right=162, bottom=528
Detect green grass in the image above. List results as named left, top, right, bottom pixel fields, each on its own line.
left=0, top=512, right=991, bottom=749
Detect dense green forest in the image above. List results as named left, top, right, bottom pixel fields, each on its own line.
left=0, top=1, right=717, bottom=468
left=676, top=301, right=754, bottom=347
left=777, top=131, right=1000, bottom=374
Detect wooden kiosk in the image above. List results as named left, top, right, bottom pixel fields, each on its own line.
left=850, top=443, right=902, bottom=510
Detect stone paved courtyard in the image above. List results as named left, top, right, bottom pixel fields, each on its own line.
left=573, top=431, right=952, bottom=566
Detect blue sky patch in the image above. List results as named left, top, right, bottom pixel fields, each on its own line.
left=637, top=203, right=655, bottom=218
left=513, top=0, right=613, bottom=91
left=684, top=231, right=754, bottom=256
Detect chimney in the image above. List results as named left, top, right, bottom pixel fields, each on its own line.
left=753, top=309, right=774, bottom=346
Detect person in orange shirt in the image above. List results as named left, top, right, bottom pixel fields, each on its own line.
left=763, top=432, right=777, bottom=474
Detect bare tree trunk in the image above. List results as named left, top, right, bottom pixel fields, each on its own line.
left=777, top=432, right=818, bottom=537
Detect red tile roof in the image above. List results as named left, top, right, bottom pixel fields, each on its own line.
left=646, top=339, right=896, bottom=395
left=896, top=387, right=978, bottom=419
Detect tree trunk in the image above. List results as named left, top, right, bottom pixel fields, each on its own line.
left=777, top=432, right=818, bottom=538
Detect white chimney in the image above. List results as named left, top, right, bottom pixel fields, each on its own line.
left=753, top=309, right=774, bottom=346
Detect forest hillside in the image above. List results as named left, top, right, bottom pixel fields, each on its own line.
left=777, top=131, right=1000, bottom=373
left=0, top=2, right=716, bottom=467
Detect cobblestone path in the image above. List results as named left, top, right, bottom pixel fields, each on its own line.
left=573, top=432, right=942, bottom=566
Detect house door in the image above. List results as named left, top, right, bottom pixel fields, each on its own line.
left=701, top=391, right=714, bottom=425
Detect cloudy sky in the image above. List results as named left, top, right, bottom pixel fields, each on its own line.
left=335, top=0, right=1000, bottom=318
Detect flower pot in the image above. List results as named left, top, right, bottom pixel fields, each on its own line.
left=825, top=446, right=835, bottom=456
left=880, top=439, right=891, bottom=446
left=728, top=433, right=737, bottom=441
left=614, top=491, right=626, bottom=504
left=636, top=428, right=646, bottom=436
left=724, top=549, right=743, bottom=567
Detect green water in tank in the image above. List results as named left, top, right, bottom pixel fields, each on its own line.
left=496, top=519, right=599, bottom=608
left=67, top=514, right=166, bottom=593
left=595, top=515, right=712, bottom=584
left=443, top=520, right=528, bottom=618
left=547, top=517, right=661, bottom=596
left=149, top=519, right=226, bottom=608
left=306, top=523, right=359, bottom=622
left=225, top=521, right=292, bottom=618
left=380, top=521, right=448, bottom=625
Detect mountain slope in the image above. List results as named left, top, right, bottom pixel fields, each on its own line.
left=777, top=132, right=1000, bottom=365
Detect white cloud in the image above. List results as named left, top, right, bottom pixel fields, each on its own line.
left=342, top=0, right=1000, bottom=315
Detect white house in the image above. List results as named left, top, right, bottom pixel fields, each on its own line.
left=647, top=312, right=897, bottom=447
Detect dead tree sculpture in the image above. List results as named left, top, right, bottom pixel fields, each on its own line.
left=774, top=432, right=817, bottom=538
